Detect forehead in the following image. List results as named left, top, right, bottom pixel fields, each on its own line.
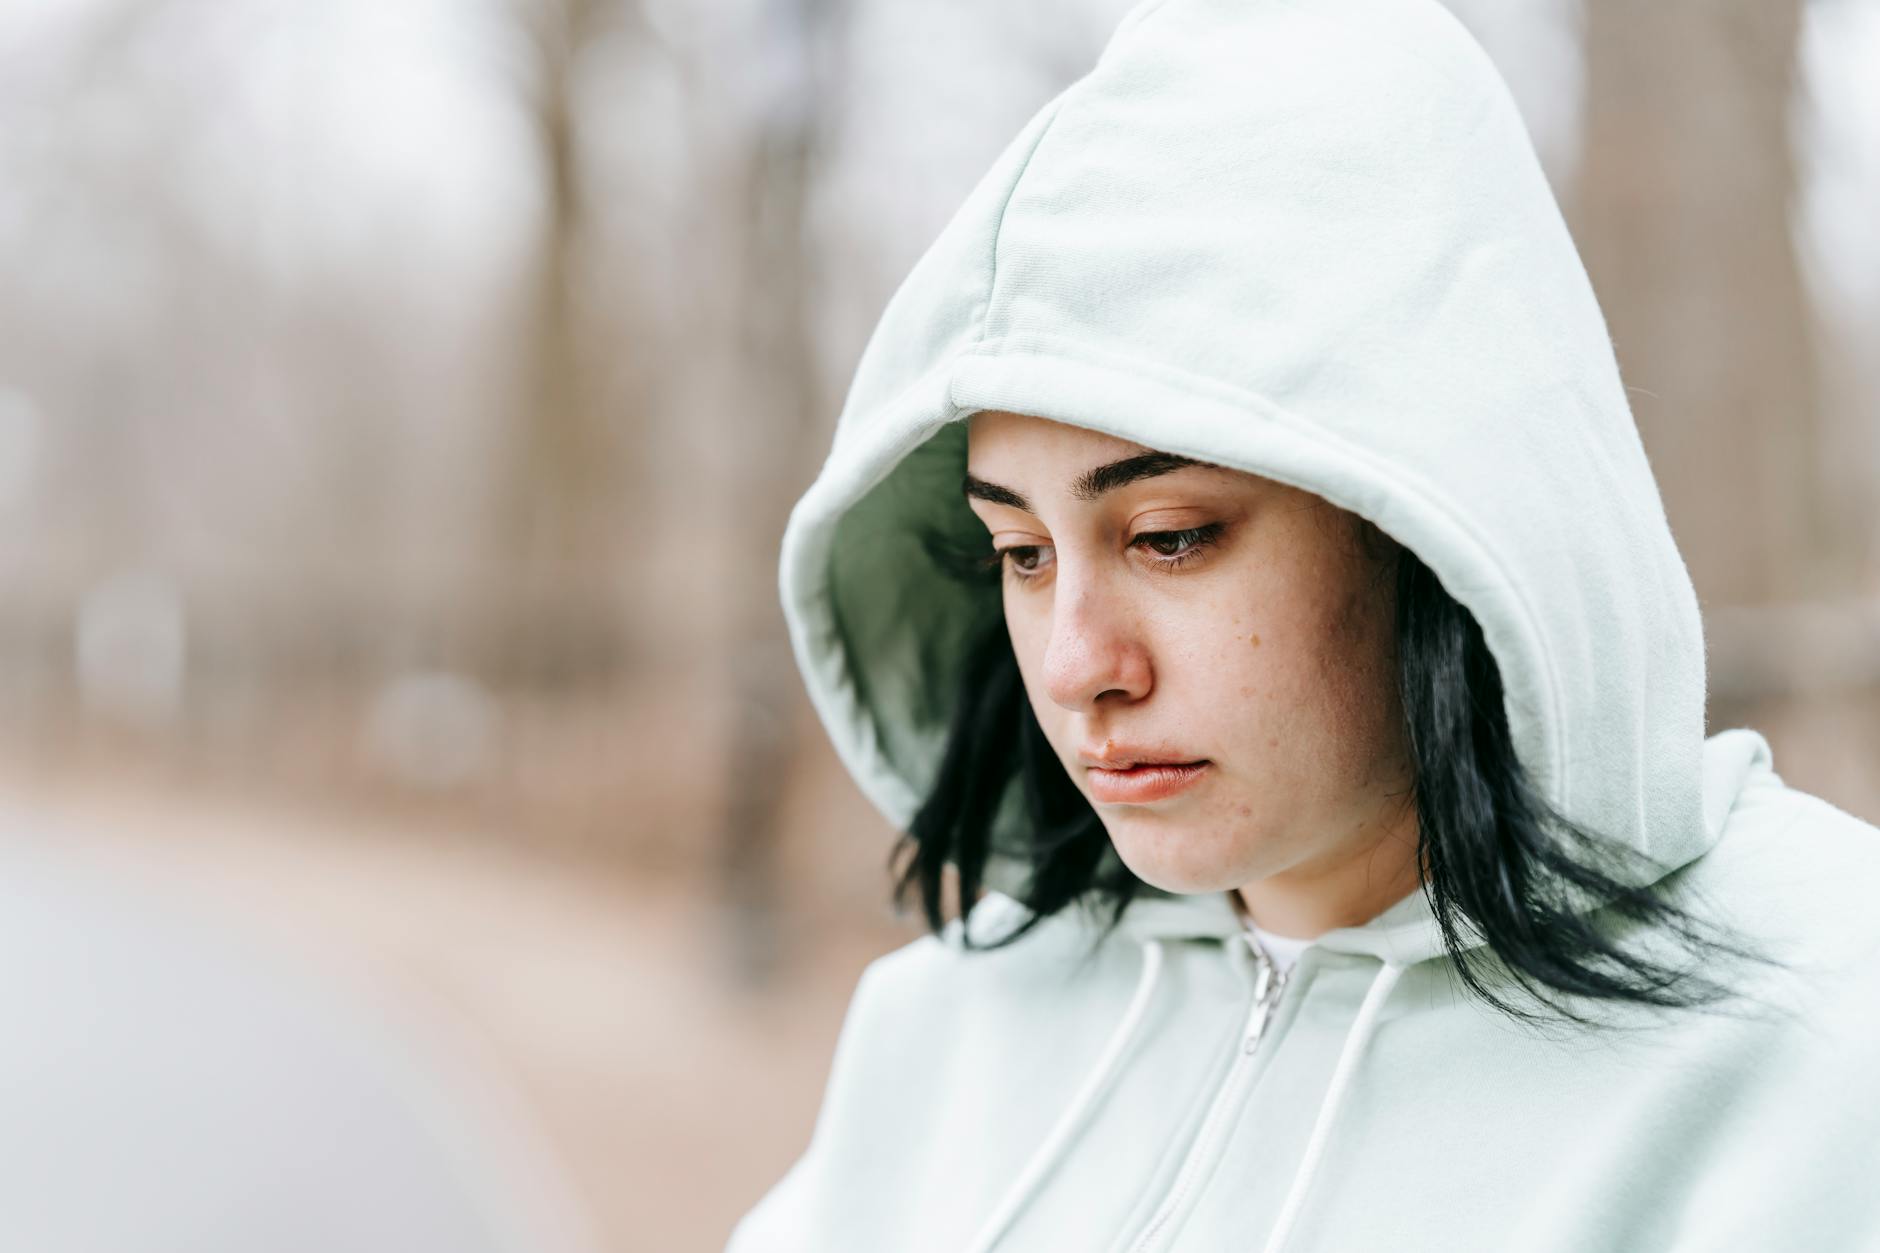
left=963, top=409, right=1333, bottom=523
left=965, top=409, right=1153, bottom=467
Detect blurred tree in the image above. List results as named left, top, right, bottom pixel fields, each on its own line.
left=1578, top=0, right=1880, bottom=818
left=1576, top=0, right=1841, bottom=608
left=716, top=0, right=852, bottom=986
left=488, top=0, right=636, bottom=694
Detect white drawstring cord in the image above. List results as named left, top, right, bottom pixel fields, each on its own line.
left=960, top=938, right=1167, bottom=1253
left=1258, top=961, right=1405, bottom=1253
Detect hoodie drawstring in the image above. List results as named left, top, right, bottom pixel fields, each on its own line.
left=1258, top=960, right=1405, bottom=1253
left=963, top=942, right=1402, bottom=1253
left=960, top=938, right=1168, bottom=1253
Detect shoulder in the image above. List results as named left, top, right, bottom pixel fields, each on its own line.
left=729, top=897, right=1149, bottom=1251
left=1672, top=770, right=1880, bottom=1015
left=1691, top=770, right=1880, bottom=945
left=1718, top=760, right=1880, bottom=860
left=840, top=894, right=1126, bottom=1037
left=813, top=893, right=1155, bottom=1115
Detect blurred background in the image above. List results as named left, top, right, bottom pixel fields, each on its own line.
left=0, top=0, right=1875, bottom=1248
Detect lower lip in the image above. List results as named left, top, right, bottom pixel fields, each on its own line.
left=1085, top=761, right=1211, bottom=804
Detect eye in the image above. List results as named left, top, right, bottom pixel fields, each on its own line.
left=1130, top=523, right=1224, bottom=569
left=986, top=543, right=1055, bottom=583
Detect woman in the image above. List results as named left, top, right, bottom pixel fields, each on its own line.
left=729, top=1, right=1880, bottom=1249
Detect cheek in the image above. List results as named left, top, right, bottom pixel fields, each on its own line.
left=1187, top=569, right=1397, bottom=761
left=1003, top=606, right=1044, bottom=691
left=1004, top=612, right=1067, bottom=737
left=1300, top=576, right=1404, bottom=774
left=1174, top=586, right=1316, bottom=717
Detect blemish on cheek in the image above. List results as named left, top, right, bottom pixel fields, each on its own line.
left=1239, top=686, right=1253, bottom=698
left=1248, top=633, right=1261, bottom=647
left=1238, top=805, right=1251, bottom=818
left=1267, top=737, right=1278, bottom=748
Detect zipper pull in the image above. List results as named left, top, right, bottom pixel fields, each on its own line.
left=1241, top=935, right=1288, bottom=1055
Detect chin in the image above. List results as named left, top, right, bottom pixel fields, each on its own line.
left=1103, top=818, right=1251, bottom=895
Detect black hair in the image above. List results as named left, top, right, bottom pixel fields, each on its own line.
left=893, top=518, right=1778, bottom=1031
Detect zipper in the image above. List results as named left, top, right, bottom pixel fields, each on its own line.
left=1123, top=934, right=1289, bottom=1253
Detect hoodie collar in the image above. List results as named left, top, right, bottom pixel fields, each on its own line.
left=1108, top=879, right=1447, bottom=966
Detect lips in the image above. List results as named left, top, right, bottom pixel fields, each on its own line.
left=1082, top=755, right=1212, bottom=804
left=1076, top=743, right=1204, bottom=770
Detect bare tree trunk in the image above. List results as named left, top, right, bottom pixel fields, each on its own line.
left=715, top=0, right=850, bottom=987
left=1576, top=0, right=1880, bottom=819
left=1574, top=0, right=1837, bottom=608
left=490, top=0, right=628, bottom=697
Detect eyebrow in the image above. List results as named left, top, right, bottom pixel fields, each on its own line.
left=961, top=451, right=1211, bottom=514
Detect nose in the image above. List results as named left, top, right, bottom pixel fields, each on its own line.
left=1041, top=573, right=1152, bottom=711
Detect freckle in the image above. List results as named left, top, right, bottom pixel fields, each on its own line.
left=1238, top=805, right=1251, bottom=818
left=1248, top=633, right=1261, bottom=647
left=1267, top=738, right=1278, bottom=748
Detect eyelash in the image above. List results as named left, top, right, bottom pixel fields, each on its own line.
left=983, top=523, right=1225, bottom=584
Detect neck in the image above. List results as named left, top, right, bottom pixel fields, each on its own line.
left=1230, top=800, right=1423, bottom=939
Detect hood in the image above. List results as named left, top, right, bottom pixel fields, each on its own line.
left=779, top=0, right=1742, bottom=965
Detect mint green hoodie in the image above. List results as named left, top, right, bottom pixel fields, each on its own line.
left=728, top=1, right=1880, bottom=1249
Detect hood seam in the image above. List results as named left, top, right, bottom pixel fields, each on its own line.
left=976, top=96, right=1074, bottom=346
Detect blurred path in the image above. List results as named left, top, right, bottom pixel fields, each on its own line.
left=0, top=815, right=599, bottom=1253
left=0, top=762, right=910, bottom=1252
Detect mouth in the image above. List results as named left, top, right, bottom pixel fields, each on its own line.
left=1083, top=759, right=1212, bottom=804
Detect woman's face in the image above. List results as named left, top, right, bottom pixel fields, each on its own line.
left=964, top=409, right=1420, bottom=933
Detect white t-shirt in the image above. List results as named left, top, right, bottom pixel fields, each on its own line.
left=1228, top=893, right=1313, bottom=973
left=1242, top=920, right=1312, bottom=973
